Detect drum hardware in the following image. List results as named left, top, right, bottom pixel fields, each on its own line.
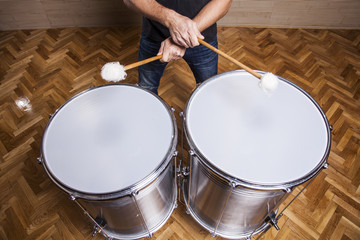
left=251, top=161, right=329, bottom=240
left=72, top=198, right=112, bottom=239
left=323, top=162, right=329, bottom=169
left=185, top=149, right=195, bottom=215
left=177, top=111, right=191, bottom=207
left=179, top=111, right=185, bottom=172
left=92, top=217, right=107, bottom=237
left=131, top=191, right=153, bottom=238
left=37, top=155, right=109, bottom=239
left=267, top=211, right=280, bottom=230
left=251, top=212, right=278, bottom=240
left=211, top=179, right=238, bottom=238
left=183, top=149, right=288, bottom=240
left=181, top=166, right=190, bottom=177
left=173, top=149, right=182, bottom=206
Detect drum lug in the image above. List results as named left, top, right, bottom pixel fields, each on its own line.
left=229, top=180, right=237, bottom=188
left=131, top=191, right=139, bottom=197
left=170, top=107, right=175, bottom=112
left=323, top=162, right=329, bottom=169
left=284, top=187, right=292, bottom=193
left=49, top=113, right=54, bottom=119
left=37, top=157, right=42, bottom=164
left=69, top=195, right=76, bottom=201
left=329, top=125, right=333, bottom=131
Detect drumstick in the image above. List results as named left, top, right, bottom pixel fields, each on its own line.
left=124, top=55, right=163, bottom=71
left=101, top=55, right=163, bottom=82
left=198, top=38, right=279, bottom=95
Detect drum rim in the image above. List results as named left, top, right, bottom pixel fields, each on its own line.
left=183, top=70, right=331, bottom=191
left=40, top=84, right=178, bottom=200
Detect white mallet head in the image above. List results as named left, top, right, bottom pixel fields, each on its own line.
left=101, top=62, right=127, bottom=82
left=259, top=72, right=279, bottom=96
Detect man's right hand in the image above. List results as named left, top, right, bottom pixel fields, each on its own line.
left=165, top=12, right=204, bottom=48
left=157, top=38, right=186, bottom=62
left=123, top=0, right=205, bottom=48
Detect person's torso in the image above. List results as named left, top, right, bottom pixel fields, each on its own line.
left=142, top=0, right=217, bottom=42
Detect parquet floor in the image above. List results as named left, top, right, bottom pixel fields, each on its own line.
left=0, top=27, right=359, bottom=240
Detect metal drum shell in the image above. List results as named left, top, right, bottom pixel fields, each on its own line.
left=78, top=159, right=177, bottom=239
left=183, top=154, right=287, bottom=239
left=182, top=70, right=331, bottom=239
left=40, top=84, right=178, bottom=239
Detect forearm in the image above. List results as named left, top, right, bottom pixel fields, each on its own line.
left=123, top=0, right=179, bottom=29
left=194, top=0, right=232, bottom=32
left=124, top=0, right=232, bottom=47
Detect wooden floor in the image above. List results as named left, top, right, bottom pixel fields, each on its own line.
left=0, top=27, right=359, bottom=240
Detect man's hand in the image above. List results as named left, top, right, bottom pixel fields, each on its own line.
left=123, top=0, right=204, bottom=48
left=165, top=13, right=204, bottom=48
left=123, top=0, right=232, bottom=48
left=158, top=38, right=186, bottom=62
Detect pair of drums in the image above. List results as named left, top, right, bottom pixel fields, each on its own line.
left=40, top=71, right=331, bottom=239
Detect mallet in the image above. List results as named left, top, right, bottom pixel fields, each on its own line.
left=101, top=55, right=163, bottom=82
left=198, top=38, right=279, bottom=95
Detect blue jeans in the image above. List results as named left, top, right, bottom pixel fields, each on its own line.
left=138, top=36, right=218, bottom=94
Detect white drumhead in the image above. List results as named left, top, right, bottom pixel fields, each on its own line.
left=42, top=85, right=175, bottom=194
left=185, top=71, right=329, bottom=185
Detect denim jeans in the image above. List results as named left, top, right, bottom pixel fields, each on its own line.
left=138, top=35, right=218, bottom=94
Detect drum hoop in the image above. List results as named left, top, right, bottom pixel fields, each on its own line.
left=183, top=70, right=331, bottom=191
left=40, top=84, right=178, bottom=200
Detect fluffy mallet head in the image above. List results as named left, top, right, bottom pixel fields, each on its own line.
left=259, top=72, right=279, bottom=96
left=101, top=62, right=127, bottom=82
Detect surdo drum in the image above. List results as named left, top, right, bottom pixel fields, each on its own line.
left=40, top=84, right=178, bottom=239
left=39, top=70, right=331, bottom=240
left=181, top=70, right=331, bottom=239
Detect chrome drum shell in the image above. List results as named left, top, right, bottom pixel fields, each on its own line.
left=183, top=154, right=286, bottom=239
left=40, top=84, right=178, bottom=239
left=182, top=70, right=331, bottom=239
left=78, top=159, right=177, bottom=239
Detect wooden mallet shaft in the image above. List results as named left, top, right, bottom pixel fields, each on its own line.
left=124, top=55, right=163, bottom=71
left=198, top=38, right=262, bottom=79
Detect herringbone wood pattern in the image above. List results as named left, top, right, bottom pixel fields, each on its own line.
left=0, top=27, right=359, bottom=240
